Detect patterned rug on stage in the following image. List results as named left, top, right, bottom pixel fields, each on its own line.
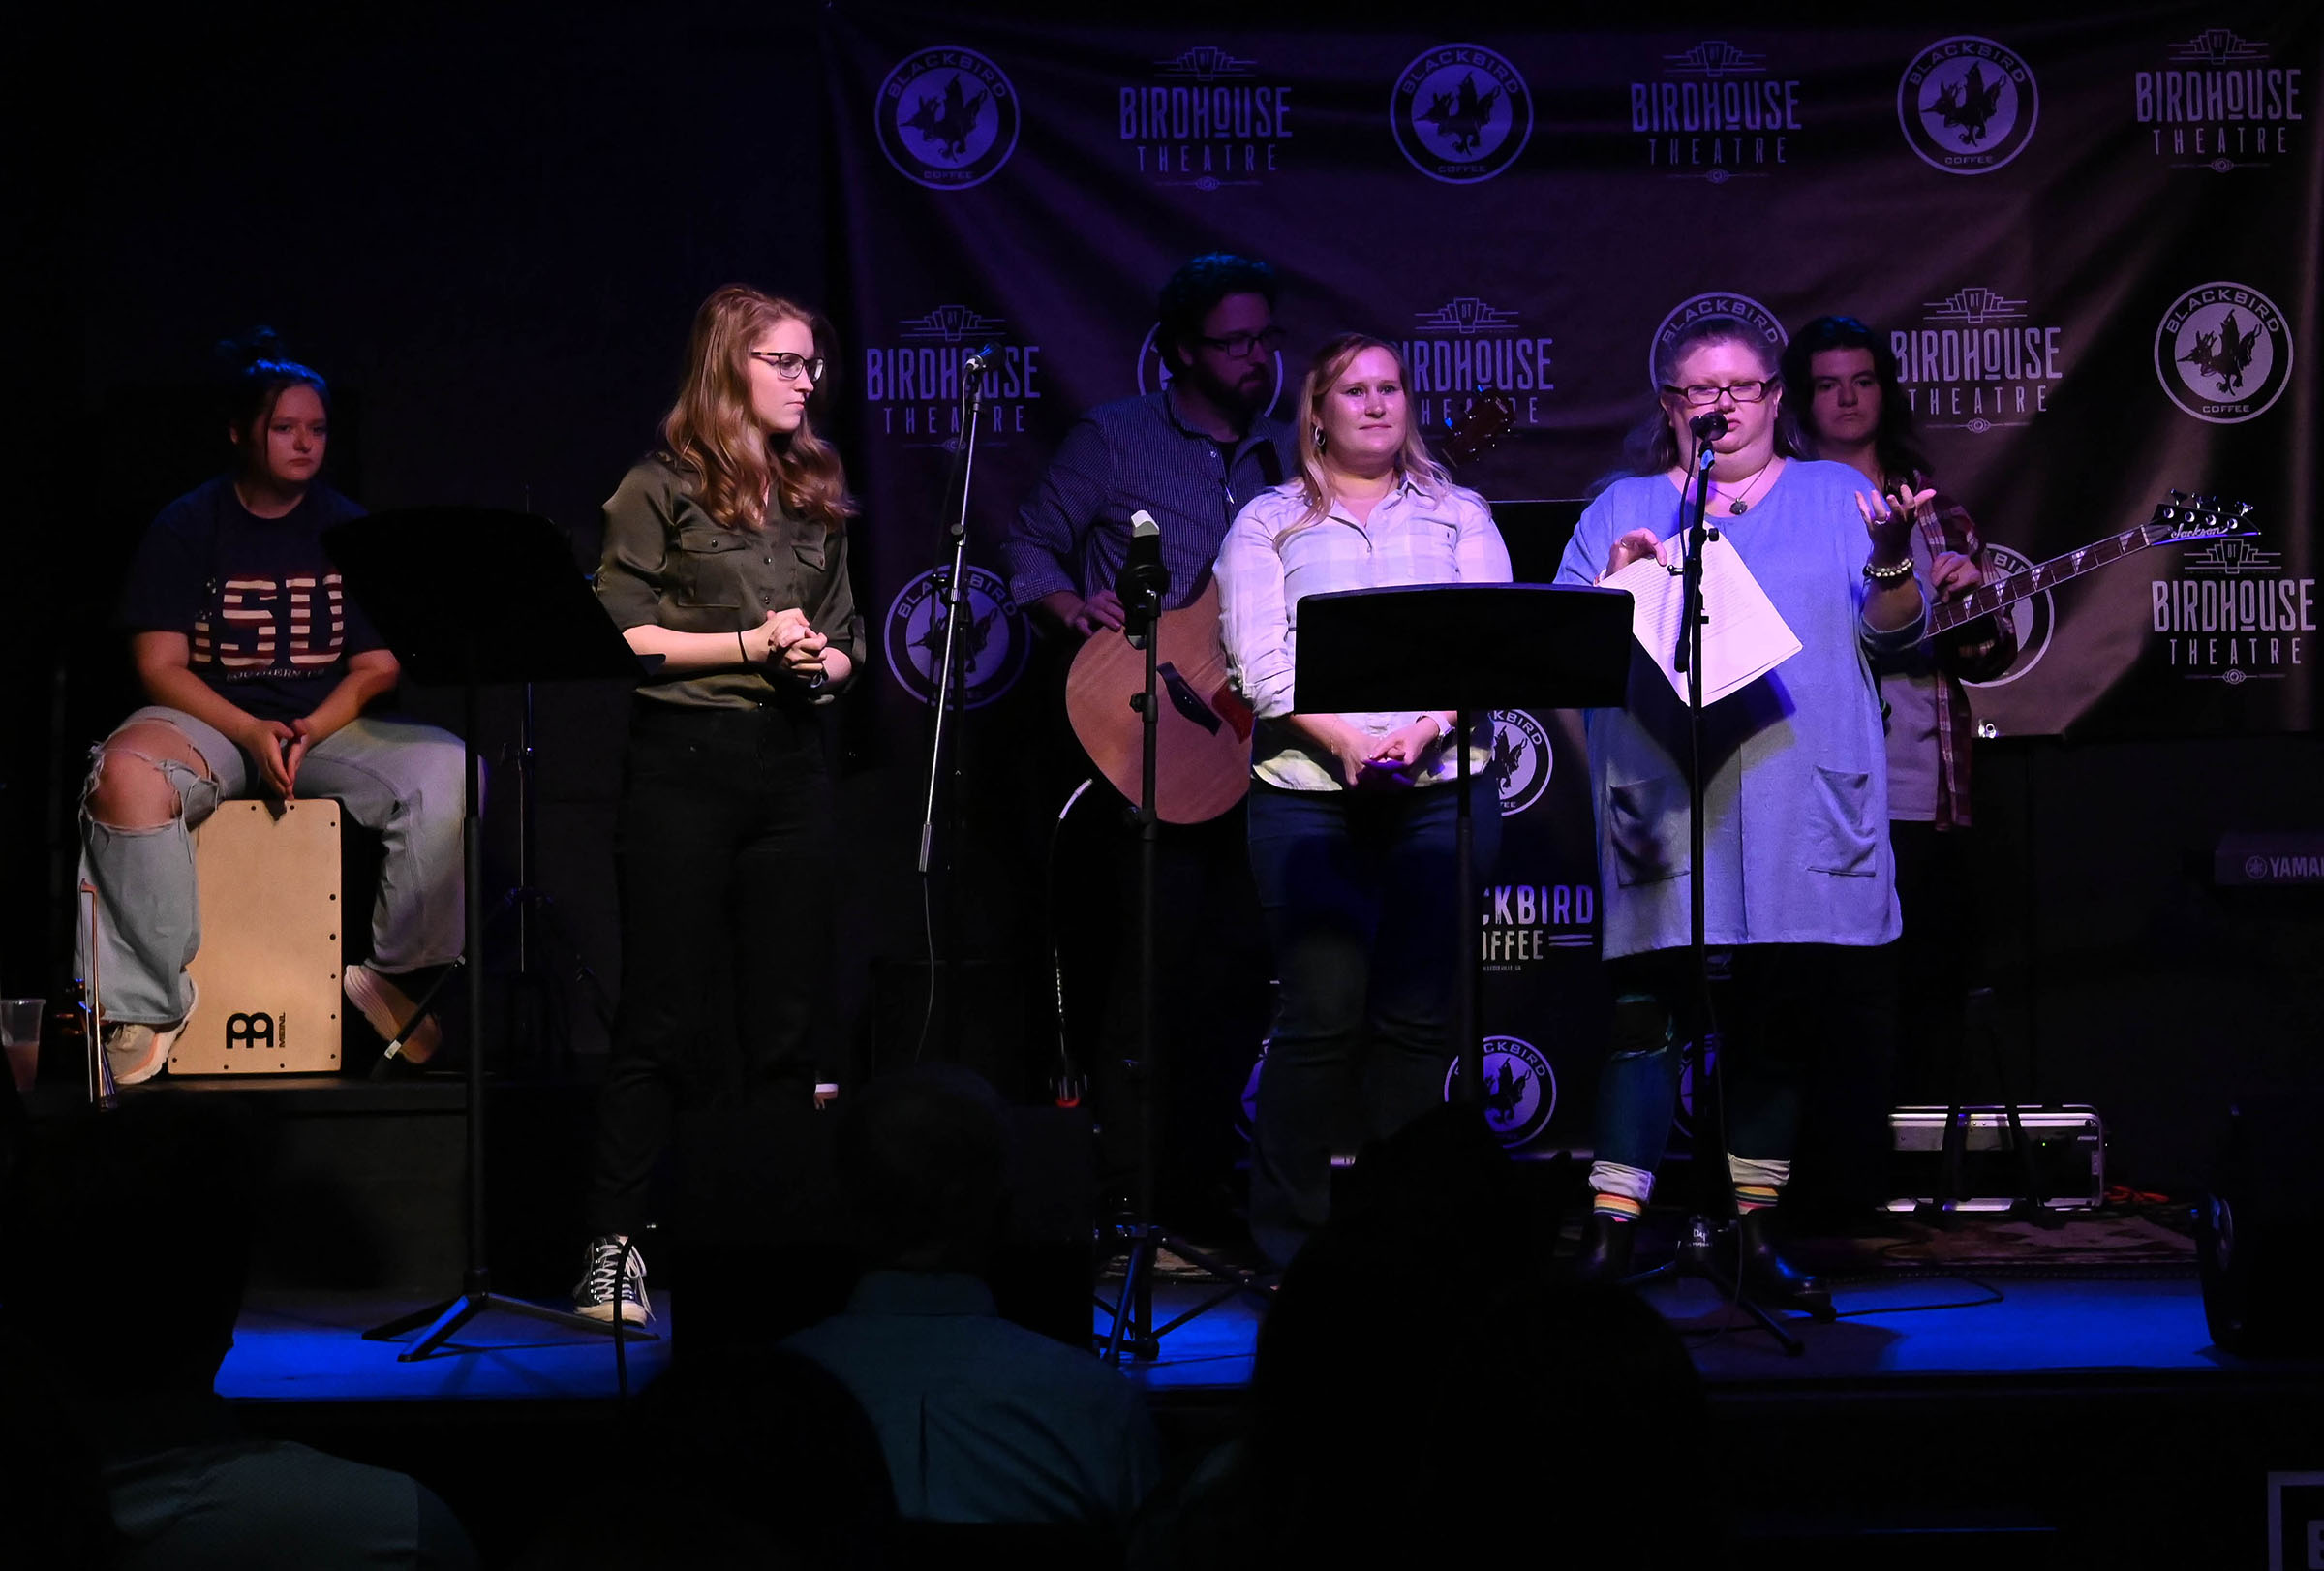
left=1799, top=1208, right=2198, bottom=1281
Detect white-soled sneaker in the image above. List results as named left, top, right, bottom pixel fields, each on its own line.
left=572, top=1235, right=651, bottom=1325
left=344, top=963, right=443, bottom=1063
left=102, top=979, right=198, bottom=1085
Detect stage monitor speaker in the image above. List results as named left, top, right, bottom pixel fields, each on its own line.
left=2196, top=1099, right=2324, bottom=1358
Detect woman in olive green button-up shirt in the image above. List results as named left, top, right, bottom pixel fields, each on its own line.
left=572, top=285, right=862, bottom=1327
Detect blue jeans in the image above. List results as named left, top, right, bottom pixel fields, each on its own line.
left=1244, top=775, right=1501, bottom=1265
left=76, top=706, right=467, bottom=1025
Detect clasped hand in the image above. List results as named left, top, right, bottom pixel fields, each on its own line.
left=1317, top=716, right=1442, bottom=789
left=240, top=714, right=321, bottom=798
left=747, top=608, right=830, bottom=683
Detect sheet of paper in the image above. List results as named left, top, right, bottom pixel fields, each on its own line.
left=1605, top=531, right=1802, bottom=705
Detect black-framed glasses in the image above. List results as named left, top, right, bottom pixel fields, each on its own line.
left=1662, top=379, right=1774, bottom=407
left=1196, top=326, right=1285, bottom=359
left=749, top=351, right=826, bottom=383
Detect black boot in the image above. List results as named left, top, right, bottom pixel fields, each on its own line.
left=1735, top=1210, right=1832, bottom=1317
left=1573, top=1214, right=1636, bottom=1283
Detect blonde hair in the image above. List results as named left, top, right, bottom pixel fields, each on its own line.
left=658, top=285, right=856, bottom=533
left=1287, top=333, right=1451, bottom=532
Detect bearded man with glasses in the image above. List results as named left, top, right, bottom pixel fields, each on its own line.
left=1001, top=254, right=1299, bottom=1241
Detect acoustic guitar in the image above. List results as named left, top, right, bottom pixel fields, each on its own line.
left=1064, top=397, right=1514, bottom=823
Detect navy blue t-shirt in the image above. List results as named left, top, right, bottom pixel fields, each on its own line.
left=118, top=477, right=387, bottom=723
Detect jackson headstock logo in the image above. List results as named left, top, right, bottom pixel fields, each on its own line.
left=2135, top=31, right=2301, bottom=172
left=863, top=305, right=1043, bottom=446
left=2151, top=525, right=2311, bottom=686
left=1899, top=37, right=2037, bottom=175
left=1647, top=293, right=1785, bottom=391
left=1894, top=285, right=2064, bottom=434
left=875, top=47, right=1021, bottom=191
left=1486, top=709, right=1552, bottom=816
left=1134, top=323, right=1285, bottom=416
left=1397, top=297, right=1556, bottom=432
left=1391, top=44, right=1533, bottom=184
left=1960, top=543, right=2056, bottom=690
left=1633, top=39, right=1803, bottom=182
left=1120, top=45, right=1293, bottom=190
left=2155, top=282, right=2294, bottom=424
left=882, top=565, right=1028, bottom=708
left=1444, top=1034, right=1557, bottom=1150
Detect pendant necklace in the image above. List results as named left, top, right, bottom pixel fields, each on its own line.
left=1715, top=460, right=1775, bottom=515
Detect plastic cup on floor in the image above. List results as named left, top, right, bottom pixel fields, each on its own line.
left=2, top=998, right=43, bottom=1093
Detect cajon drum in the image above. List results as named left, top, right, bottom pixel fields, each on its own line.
left=173, top=798, right=344, bottom=1074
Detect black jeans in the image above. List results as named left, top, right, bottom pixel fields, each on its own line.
left=586, top=701, right=835, bottom=1238
left=1244, top=776, right=1502, bottom=1266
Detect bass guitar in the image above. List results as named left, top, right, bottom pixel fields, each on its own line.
left=1929, top=491, right=2254, bottom=636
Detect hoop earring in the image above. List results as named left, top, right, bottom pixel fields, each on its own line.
left=1312, top=426, right=1327, bottom=451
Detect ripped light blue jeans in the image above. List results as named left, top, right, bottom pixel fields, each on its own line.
left=76, top=706, right=467, bottom=1025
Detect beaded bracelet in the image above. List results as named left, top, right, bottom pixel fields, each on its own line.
left=1862, top=557, right=1915, bottom=585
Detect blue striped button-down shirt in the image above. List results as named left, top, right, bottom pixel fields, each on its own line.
left=1004, top=389, right=1296, bottom=613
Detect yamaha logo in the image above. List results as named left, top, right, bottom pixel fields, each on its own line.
left=875, top=47, right=1021, bottom=191
left=1960, top=543, right=2056, bottom=690
left=1899, top=37, right=2038, bottom=175
left=2154, top=282, right=2294, bottom=424
left=1391, top=44, right=1533, bottom=184
left=1134, top=323, right=1285, bottom=416
left=1486, top=709, right=1552, bottom=816
left=1444, top=1035, right=1557, bottom=1149
left=1648, top=293, right=1786, bottom=390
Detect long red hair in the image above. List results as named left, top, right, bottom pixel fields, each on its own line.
left=659, top=285, right=855, bottom=533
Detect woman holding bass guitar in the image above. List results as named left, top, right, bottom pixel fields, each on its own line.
left=1215, top=332, right=1513, bottom=1268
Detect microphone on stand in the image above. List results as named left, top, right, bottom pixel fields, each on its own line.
left=1689, top=411, right=1729, bottom=441
left=1115, top=509, right=1171, bottom=650
left=961, top=341, right=1000, bottom=376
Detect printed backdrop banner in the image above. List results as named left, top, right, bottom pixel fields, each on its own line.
left=820, top=9, right=2318, bottom=1142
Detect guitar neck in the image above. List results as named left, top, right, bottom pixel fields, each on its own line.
left=1928, top=524, right=2170, bottom=635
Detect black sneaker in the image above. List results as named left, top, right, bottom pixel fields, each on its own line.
left=573, top=1235, right=651, bottom=1325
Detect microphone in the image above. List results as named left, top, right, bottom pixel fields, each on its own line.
left=1689, top=411, right=1728, bottom=441
left=1115, top=508, right=1171, bottom=649
left=961, top=341, right=1000, bottom=375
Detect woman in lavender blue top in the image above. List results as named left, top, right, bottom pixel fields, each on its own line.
left=1554, top=316, right=1928, bottom=1306
left=1217, top=333, right=1511, bottom=1266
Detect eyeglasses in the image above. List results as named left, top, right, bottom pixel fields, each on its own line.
left=749, top=351, right=826, bottom=384
left=1662, top=379, right=1774, bottom=407
left=1196, top=327, right=1285, bottom=359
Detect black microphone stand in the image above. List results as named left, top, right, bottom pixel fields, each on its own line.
left=1102, top=548, right=1269, bottom=1362
left=1620, top=422, right=1818, bottom=1353
left=916, top=352, right=993, bottom=1061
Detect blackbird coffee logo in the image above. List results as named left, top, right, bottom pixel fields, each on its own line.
left=1133, top=323, right=1285, bottom=416
left=1960, top=543, right=2056, bottom=690
left=2155, top=282, right=2294, bottom=424
left=1485, top=709, right=1552, bottom=816
left=883, top=565, right=1027, bottom=708
left=1647, top=293, right=1785, bottom=390
left=1899, top=36, right=2038, bottom=174
left=1391, top=44, right=1533, bottom=184
left=1444, top=1034, right=1557, bottom=1150
left=875, top=47, right=1021, bottom=190
left=1119, top=45, right=1294, bottom=190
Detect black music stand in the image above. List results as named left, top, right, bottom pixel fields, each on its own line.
left=326, top=508, right=645, bottom=1359
left=1294, top=585, right=1630, bottom=1117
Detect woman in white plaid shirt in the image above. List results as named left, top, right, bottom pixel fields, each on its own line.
left=1215, top=333, right=1512, bottom=1267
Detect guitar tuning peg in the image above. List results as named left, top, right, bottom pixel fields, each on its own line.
left=2166, top=489, right=2186, bottom=503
